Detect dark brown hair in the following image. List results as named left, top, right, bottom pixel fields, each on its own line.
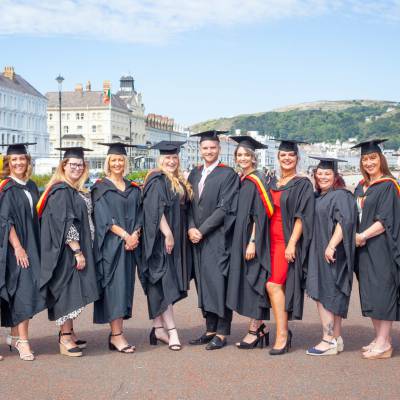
left=313, top=168, right=346, bottom=193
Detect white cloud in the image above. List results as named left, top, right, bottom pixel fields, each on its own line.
left=0, top=0, right=398, bottom=43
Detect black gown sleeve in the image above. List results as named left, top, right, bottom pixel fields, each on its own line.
left=331, top=190, right=357, bottom=296
left=374, top=182, right=400, bottom=268
left=40, top=187, right=76, bottom=291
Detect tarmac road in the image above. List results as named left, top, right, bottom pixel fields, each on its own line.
left=0, top=280, right=399, bottom=400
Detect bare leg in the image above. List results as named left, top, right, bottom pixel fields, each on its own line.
left=161, top=305, right=181, bottom=349
left=16, top=320, right=33, bottom=356
left=60, top=319, right=77, bottom=350
left=333, top=315, right=342, bottom=339
left=110, top=318, right=134, bottom=352
left=313, top=302, right=335, bottom=351
left=373, top=320, right=392, bottom=350
left=267, top=282, right=288, bottom=349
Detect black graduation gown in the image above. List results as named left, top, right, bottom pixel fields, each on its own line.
left=91, top=178, right=142, bottom=324
left=354, top=178, right=400, bottom=321
left=0, top=178, right=45, bottom=326
left=269, top=176, right=314, bottom=320
left=39, top=182, right=99, bottom=321
left=306, top=189, right=357, bottom=318
left=141, top=171, right=190, bottom=319
left=226, top=171, right=273, bottom=320
left=188, top=164, right=239, bottom=318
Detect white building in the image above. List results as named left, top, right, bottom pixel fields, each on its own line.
left=0, top=66, right=48, bottom=158
left=46, top=77, right=146, bottom=170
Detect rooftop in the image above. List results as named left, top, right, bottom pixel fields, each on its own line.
left=46, top=91, right=129, bottom=111
left=0, top=67, right=46, bottom=99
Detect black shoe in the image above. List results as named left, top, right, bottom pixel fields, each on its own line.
left=236, top=324, right=270, bottom=349
left=71, top=329, right=87, bottom=349
left=269, top=330, right=292, bottom=356
left=189, top=333, right=216, bottom=345
left=108, top=332, right=135, bottom=354
left=149, top=326, right=169, bottom=346
left=205, top=336, right=227, bottom=350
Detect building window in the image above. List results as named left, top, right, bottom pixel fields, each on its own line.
left=63, top=126, right=69, bottom=134
left=66, top=113, right=70, bottom=120
left=49, top=113, right=53, bottom=120
left=77, top=125, right=83, bottom=131
left=81, top=113, right=84, bottom=120
left=62, top=113, right=65, bottom=120
left=76, top=113, right=80, bottom=120
left=92, top=125, right=96, bottom=133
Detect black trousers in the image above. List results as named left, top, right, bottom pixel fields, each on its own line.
left=205, top=310, right=232, bottom=336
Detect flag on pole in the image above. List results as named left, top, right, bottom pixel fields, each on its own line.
left=103, top=87, right=111, bottom=104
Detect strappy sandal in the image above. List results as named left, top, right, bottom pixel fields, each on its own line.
left=149, top=326, right=169, bottom=345
left=108, top=332, right=135, bottom=354
left=362, top=346, right=393, bottom=360
left=167, top=328, right=182, bottom=351
left=59, top=332, right=82, bottom=357
left=6, top=335, right=19, bottom=351
left=236, top=323, right=270, bottom=349
left=15, top=339, right=35, bottom=361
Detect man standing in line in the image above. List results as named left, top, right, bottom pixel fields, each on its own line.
left=188, top=130, right=239, bottom=350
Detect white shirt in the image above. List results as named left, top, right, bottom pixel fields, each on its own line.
left=198, top=159, right=220, bottom=196
left=11, top=176, right=33, bottom=216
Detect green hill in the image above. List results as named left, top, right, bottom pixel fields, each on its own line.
left=190, top=100, right=400, bottom=149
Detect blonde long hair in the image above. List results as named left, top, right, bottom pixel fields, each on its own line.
left=104, top=154, right=130, bottom=177
left=1, top=154, right=33, bottom=180
left=47, top=158, right=89, bottom=192
left=146, top=155, right=193, bottom=199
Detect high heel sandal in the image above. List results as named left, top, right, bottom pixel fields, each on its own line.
left=108, top=332, right=135, bottom=353
left=6, top=335, right=19, bottom=352
left=149, top=326, right=169, bottom=345
left=71, top=328, right=87, bottom=349
left=269, top=330, right=292, bottom=356
left=167, top=327, right=182, bottom=351
left=59, top=332, right=83, bottom=357
left=15, top=339, right=35, bottom=361
left=236, top=323, right=270, bottom=349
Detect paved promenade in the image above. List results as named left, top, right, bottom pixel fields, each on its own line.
left=0, top=280, right=399, bottom=400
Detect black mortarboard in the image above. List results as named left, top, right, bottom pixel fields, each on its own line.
left=55, top=146, right=93, bottom=159
left=191, top=130, right=228, bottom=142
left=274, top=139, right=308, bottom=153
left=229, top=135, right=268, bottom=151
left=309, top=156, right=347, bottom=172
left=98, top=142, right=139, bottom=156
left=2, top=142, right=36, bottom=155
left=351, top=138, right=387, bottom=155
left=151, top=141, right=186, bottom=155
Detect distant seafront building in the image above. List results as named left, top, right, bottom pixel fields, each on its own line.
left=0, top=66, right=48, bottom=158
left=46, top=77, right=146, bottom=169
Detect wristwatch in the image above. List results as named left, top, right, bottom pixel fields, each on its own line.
left=73, top=248, right=82, bottom=256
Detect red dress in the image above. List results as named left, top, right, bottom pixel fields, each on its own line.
left=268, top=190, right=289, bottom=285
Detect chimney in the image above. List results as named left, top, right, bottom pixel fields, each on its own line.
left=86, top=81, right=91, bottom=91
left=3, top=66, right=15, bottom=80
left=75, top=83, right=83, bottom=93
left=103, top=80, right=111, bottom=91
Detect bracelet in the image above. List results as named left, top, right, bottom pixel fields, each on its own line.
left=74, top=251, right=82, bottom=257
left=249, top=238, right=256, bottom=243
left=73, top=248, right=82, bottom=255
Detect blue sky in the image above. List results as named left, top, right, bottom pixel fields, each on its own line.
left=0, top=0, right=399, bottom=126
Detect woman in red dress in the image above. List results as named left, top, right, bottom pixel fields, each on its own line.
left=267, top=140, right=314, bottom=355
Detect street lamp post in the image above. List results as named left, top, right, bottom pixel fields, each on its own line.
left=129, top=118, right=132, bottom=166
left=55, top=75, right=64, bottom=160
